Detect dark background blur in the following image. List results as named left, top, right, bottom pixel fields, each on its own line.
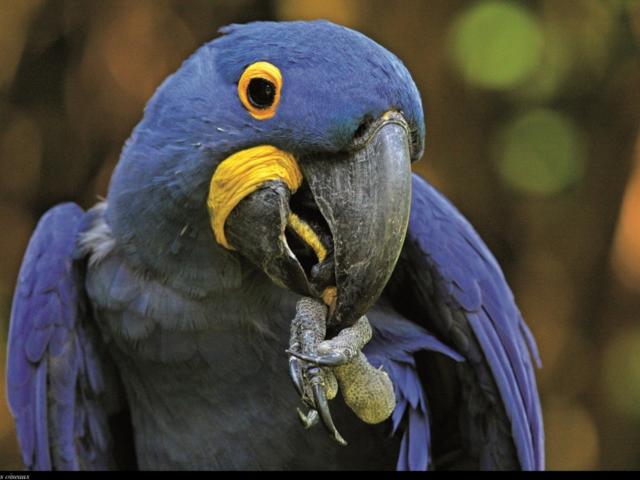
left=1, top=0, right=639, bottom=470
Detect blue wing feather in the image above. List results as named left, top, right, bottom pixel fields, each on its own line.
left=407, top=408, right=430, bottom=471
left=6, top=203, right=119, bottom=470
left=388, top=174, right=544, bottom=470
left=365, top=307, right=463, bottom=471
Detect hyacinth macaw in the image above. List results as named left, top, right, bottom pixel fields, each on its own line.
left=6, top=21, right=544, bottom=470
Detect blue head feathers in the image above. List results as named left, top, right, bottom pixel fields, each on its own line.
left=105, top=20, right=425, bottom=292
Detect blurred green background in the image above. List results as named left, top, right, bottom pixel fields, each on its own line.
left=1, top=0, right=640, bottom=470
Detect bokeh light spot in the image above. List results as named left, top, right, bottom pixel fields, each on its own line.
left=612, top=137, right=640, bottom=290
left=0, top=112, right=42, bottom=201
left=0, top=203, right=34, bottom=299
left=276, top=0, right=362, bottom=27
left=449, top=1, right=544, bottom=90
left=0, top=0, right=43, bottom=91
left=603, top=327, right=640, bottom=418
left=544, top=398, right=599, bottom=469
left=494, top=108, right=586, bottom=196
left=514, top=251, right=575, bottom=383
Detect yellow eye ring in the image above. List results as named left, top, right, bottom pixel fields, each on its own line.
left=238, top=62, right=282, bottom=120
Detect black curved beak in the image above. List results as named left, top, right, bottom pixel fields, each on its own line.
left=224, top=112, right=413, bottom=326
left=300, top=112, right=412, bottom=326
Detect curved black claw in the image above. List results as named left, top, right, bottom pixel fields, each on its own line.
left=286, top=349, right=350, bottom=367
left=312, top=380, right=347, bottom=446
left=296, top=408, right=319, bottom=429
left=288, top=356, right=305, bottom=398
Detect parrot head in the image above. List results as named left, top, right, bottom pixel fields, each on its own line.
left=106, top=20, right=425, bottom=327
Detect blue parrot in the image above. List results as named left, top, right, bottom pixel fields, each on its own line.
left=6, top=21, right=543, bottom=470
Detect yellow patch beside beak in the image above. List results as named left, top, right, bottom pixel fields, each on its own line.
left=207, top=145, right=303, bottom=249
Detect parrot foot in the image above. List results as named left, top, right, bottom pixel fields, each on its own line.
left=288, top=298, right=344, bottom=445
left=296, top=407, right=319, bottom=429
left=287, top=298, right=396, bottom=444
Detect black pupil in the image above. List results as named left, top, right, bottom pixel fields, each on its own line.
left=247, top=78, right=275, bottom=108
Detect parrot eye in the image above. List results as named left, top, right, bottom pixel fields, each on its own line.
left=238, top=61, right=282, bottom=120
left=247, top=78, right=275, bottom=108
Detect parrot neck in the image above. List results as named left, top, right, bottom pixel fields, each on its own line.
left=82, top=201, right=297, bottom=342
left=104, top=129, right=250, bottom=298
